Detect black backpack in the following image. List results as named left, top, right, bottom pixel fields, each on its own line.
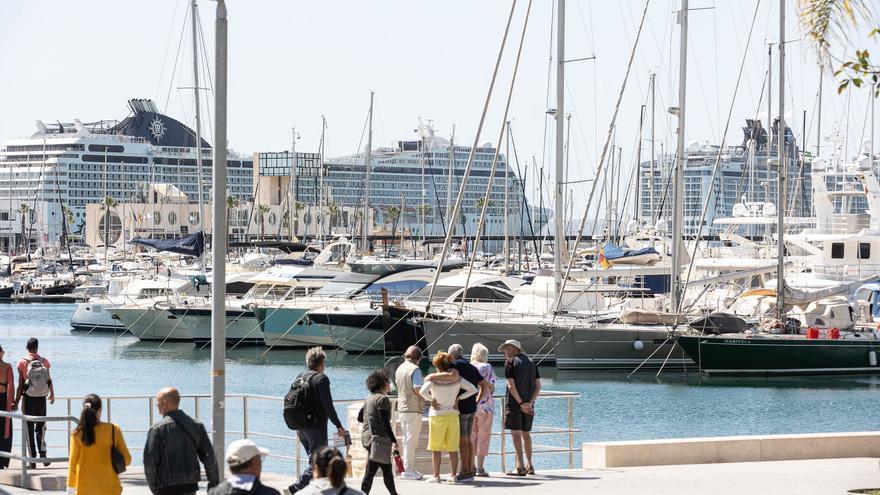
left=283, top=371, right=319, bottom=430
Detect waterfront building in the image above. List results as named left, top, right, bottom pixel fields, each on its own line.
left=638, top=119, right=812, bottom=235
left=254, top=122, right=536, bottom=249
left=0, top=99, right=254, bottom=251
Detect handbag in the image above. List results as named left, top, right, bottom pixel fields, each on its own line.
left=110, top=424, right=126, bottom=474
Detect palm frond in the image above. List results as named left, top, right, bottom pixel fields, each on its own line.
left=798, top=0, right=875, bottom=60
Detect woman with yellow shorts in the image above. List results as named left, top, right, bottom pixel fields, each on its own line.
left=419, top=351, right=477, bottom=484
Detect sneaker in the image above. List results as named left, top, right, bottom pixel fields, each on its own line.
left=401, top=471, right=423, bottom=481
left=446, top=475, right=459, bottom=485
left=458, top=473, right=475, bottom=483
left=426, top=476, right=442, bottom=483
left=39, top=452, right=49, bottom=467
left=475, top=468, right=489, bottom=477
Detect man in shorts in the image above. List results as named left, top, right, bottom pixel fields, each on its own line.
left=500, top=340, right=540, bottom=476
left=447, top=344, right=489, bottom=483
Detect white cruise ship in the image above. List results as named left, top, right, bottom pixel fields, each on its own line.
left=0, top=99, right=253, bottom=252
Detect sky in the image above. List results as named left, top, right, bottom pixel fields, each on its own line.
left=1, top=0, right=877, bottom=214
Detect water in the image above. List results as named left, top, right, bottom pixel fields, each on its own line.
left=3, top=303, right=880, bottom=473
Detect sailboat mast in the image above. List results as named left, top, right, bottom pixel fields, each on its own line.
left=553, top=0, right=565, bottom=294
left=776, top=0, right=786, bottom=319
left=671, top=0, right=689, bottom=313
left=817, top=65, right=823, bottom=158
left=362, top=91, right=374, bottom=254
left=504, top=121, right=511, bottom=273
left=290, top=126, right=297, bottom=241
left=319, top=116, right=326, bottom=244
left=191, top=0, right=206, bottom=274
left=635, top=105, right=644, bottom=222
left=446, top=126, right=455, bottom=236
left=650, top=72, right=656, bottom=223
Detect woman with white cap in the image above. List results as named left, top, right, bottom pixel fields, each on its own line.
left=208, top=439, right=279, bottom=495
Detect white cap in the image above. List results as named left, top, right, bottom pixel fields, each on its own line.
left=226, top=439, right=270, bottom=467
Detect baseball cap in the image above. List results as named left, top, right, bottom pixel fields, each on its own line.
left=226, top=439, right=270, bottom=467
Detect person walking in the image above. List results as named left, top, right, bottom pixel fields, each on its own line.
left=67, top=394, right=131, bottom=495
left=469, top=343, right=496, bottom=477
left=209, top=439, right=280, bottom=495
left=393, top=345, right=425, bottom=481
left=0, top=345, right=14, bottom=469
left=499, top=340, right=540, bottom=476
left=419, top=351, right=477, bottom=484
left=447, top=343, right=489, bottom=483
left=358, top=371, right=399, bottom=495
left=144, top=387, right=220, bottom=495
left=13, top=337, right=54, bottom=468
left=288, top=347, right=348, bottom=494
left=296, top=446, right=365, bottom=495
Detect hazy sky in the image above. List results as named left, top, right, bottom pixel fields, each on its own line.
left=1, top=0, right=877, bottom=212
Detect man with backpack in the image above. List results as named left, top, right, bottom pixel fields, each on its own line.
left=12, top=338, right=54, bottom=468
left=283, top=347, right=347, bottom=494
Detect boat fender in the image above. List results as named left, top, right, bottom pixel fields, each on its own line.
left=870, top=351, right=877, bottom=367
left=633, top=340, right=644, bottom=351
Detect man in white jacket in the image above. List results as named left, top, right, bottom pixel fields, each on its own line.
left=418, top=352, right=477, bottom=484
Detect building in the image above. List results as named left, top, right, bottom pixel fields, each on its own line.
left=254, top=122, right=533, bottom=248
left=638, top=119, right=812, bottom=235
left=0, top=99, right=254, bottom=251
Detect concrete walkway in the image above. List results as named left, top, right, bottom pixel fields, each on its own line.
left=0, top=458, right=877, bottom=494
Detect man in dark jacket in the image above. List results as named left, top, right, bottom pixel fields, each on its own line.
left=145, top=387, right=221, bottom=495
left=209, top=439, right=280, bottom=495
left=288, top=347, right=348, bottom=494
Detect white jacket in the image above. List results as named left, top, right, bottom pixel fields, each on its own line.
left=295, top=478, right=366, bottom=495
left=419, top=378, right=477, bottom=416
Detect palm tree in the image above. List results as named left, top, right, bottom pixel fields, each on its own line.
left=100, top=196, right=118, bottom=260
left=327, top=202, right=339, bottom=236
left=61, top=205, right=74, bottom=249
left=383, top=205, right=401, bottom=254
left=16, top=203, right=30, bottom=255
left=257, top=204, right=270, bottom=239
left=226, top=195, right=240, bottom=242
left=293, top=201, right=305, bottom=236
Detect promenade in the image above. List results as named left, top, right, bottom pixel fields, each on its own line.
left=0, top=457, right=876, bottom=494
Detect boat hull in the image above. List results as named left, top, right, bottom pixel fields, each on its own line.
left=423, top=319, right=554, bottom=363
left=70, top=302, right=129, bottom=333
left=307, top=309, right=384, bottom=353
left=255, top=306, right=335, bottom=348
left=551, top=324, right=692, bottom=370
left=168, top=308, right=264, bottom=347
left=677, top=334, right=880, bottom=375
left=109, top=307, right=192, bottom=341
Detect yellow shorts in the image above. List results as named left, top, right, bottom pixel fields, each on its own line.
left=428, top=414, right=460, bottom=452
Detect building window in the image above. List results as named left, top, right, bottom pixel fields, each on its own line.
left=153, top=212, right=162, bottom=225
left=189, top=212, right=199, bottom=225
left=168, top=211, right=177, bottom=225
left=859, top=242, right=871, bottom=260
left=831, top=242, right=845, bottom=259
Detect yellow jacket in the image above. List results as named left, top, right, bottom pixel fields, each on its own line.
left=67, top=422, right=131, bottom=495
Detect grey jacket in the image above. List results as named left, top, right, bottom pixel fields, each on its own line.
left=144, top=409, right=221, bottom=492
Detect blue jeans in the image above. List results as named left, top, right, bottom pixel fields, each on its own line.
left=290, top=427, right=329, bottom=492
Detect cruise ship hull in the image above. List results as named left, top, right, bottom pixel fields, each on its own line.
left=307, top=309, right=384, bottom=353
left=677, top=334, right=880, bottom=375
left=109, top=307, right=192, bottom=341
left=422, top=318, right=554, bottom=363
left=255, top=306, right=335, bottom=348
left=551, top=324, right=692, bottom=370
left=70, top=302, right=128, bottom=333
left=167, top=308, right=264, bottom=347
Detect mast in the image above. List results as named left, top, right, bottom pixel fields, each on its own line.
left=446, top=127, right=455, bottom=236
left=650, top=72, right=656, bottom=223
left=670, top=0, right=689, bottom=313
left=319, top=116, right=326, bottom=243
left=290, top=126, right=298, bottom=241
left=420, top=126, right=426, bottom=251
left=817, top=64, right=823, bottom=159
left=635, top=105, right=644, bottom=222
left=210, top=0, right=228, bottom=472
left=553, top=0, right=565, bottom=294
left=191, top=0, right=207, bottom=275
left=775, top=0, right=786, bottom=319
left=362, top=91, right=374, bottom=254
left=504, top=121, right=511, bottom=273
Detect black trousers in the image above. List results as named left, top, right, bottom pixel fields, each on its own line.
left=290, top=427, right=328, bottom=493
left=0, top=394, right=11, bottom=469
left=22, top=395, right=46, bottom=460
left=361, top=458, right=397, bottom=495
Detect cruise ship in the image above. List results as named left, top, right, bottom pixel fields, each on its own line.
left=254, top=122, right=537, bottom=249
left=0, top=99, right=253, bottom=251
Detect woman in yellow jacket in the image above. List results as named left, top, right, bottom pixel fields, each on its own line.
left=67, top=394, right=131, bottom=495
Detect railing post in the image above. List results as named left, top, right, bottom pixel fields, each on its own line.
left=242, top=396, right=248, bottom=439
left=194, top=396, right=200, bottom=420
left=500, top=395, right=506, bottom=474
left=106, top=397, right=112, bottom=423
left=296, top=437, right=302, bottom=478
left=568, top=395, right=575, bottom=469
left=149, top=397, right=154, bottom=426
left=66, top=398, right=72, bottom=453
left=20, top=416, right=27, bottom=488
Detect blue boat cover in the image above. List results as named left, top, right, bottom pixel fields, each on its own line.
left=600, top=243, right=659, bottom=261
left=131, top=231, right=205, bottom=257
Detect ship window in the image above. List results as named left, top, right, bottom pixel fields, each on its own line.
left=831, top=243, right=845, bottom=259
left=859, top=243, right=871, bottom=260
left=88, top=144, right=125, bottom=153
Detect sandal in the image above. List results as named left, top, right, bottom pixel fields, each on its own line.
left=526, top=466, right=535, bottom=475
left=506, top=468, right=527, bottom=476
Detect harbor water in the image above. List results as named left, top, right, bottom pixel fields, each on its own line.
left=5, top=303, right=880, bottom=473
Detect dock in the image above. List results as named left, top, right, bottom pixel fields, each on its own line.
left=0, top=458, right=876, bottom=494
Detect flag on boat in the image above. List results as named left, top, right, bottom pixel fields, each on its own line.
left=130, top=231, right=205, bottom=257
left=597, top=247, right=612, bottom=269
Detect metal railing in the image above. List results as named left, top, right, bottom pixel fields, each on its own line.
left=0, top=410, right=78, bottom=488
left=47, top=390, right=581, bottom=476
